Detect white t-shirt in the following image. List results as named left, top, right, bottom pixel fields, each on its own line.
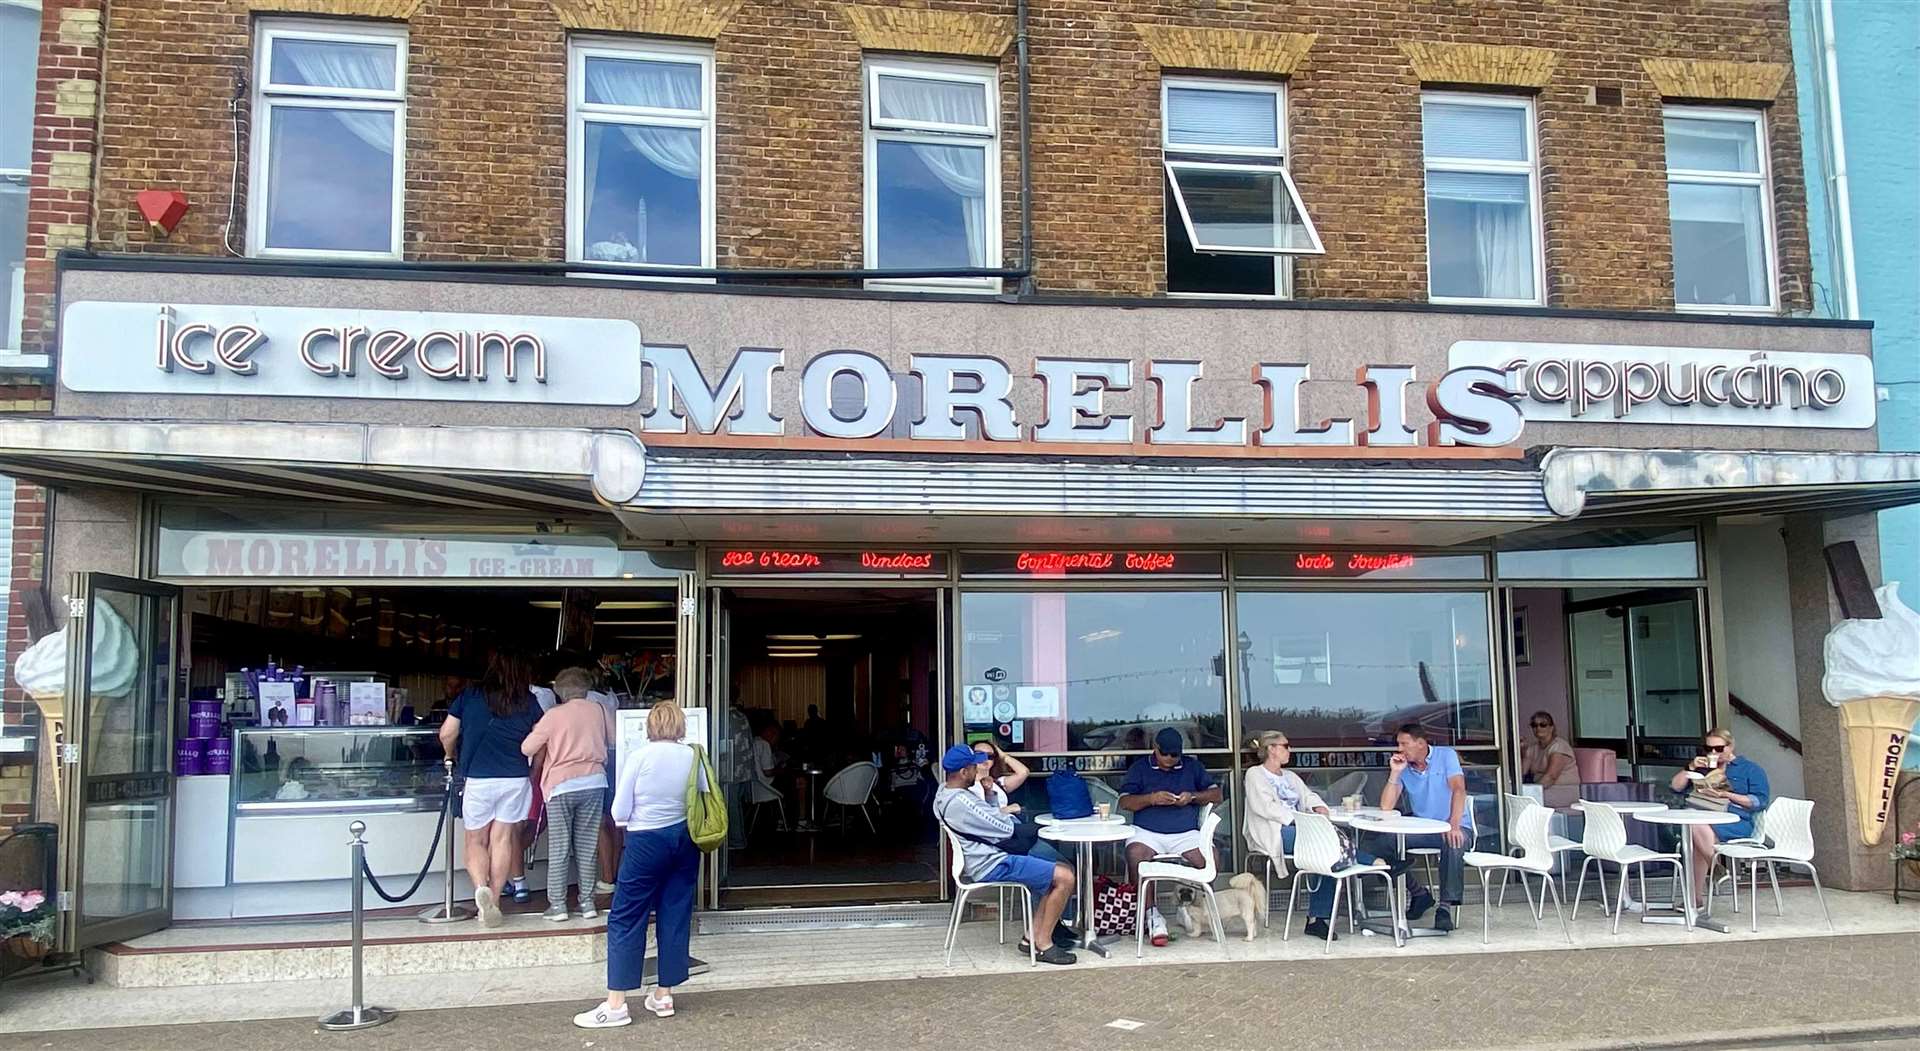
left=612, top=740, right=695, bottom=831
left=1256, top=766, right=1326, bottom=826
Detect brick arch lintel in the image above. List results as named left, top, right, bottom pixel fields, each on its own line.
left=245, top=0, right=425, bottom=20
left=547, top=0, right=746, bottom=39
left=1642, top=58, right=1788, bottom=103
left=1400, top=41, right=1558, bottom=89
left=1133, top=25, right=1316, bottom=76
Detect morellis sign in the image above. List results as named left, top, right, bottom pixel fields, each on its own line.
left=61, top=303, right=1875, bottom=446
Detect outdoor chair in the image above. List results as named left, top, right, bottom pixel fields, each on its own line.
left=1466, top=804, right=1571, bottom=945
left=1135, top=810, right=1228, bottom=959
left=1281, top=811, right=1403, bottom=954
left=821, top=761, right=880, bottom=834
left=1710, top=797, right=1833, bottom=932
left=940, top=828, right=1037, bottom=967
left=1570, top=800, right=1681, bottom=934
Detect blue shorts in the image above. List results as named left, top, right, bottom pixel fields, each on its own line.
left=984, top=854, right=1057, bottom=898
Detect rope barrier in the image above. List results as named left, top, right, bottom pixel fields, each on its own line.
left=360, top=789, right=451, bottom=904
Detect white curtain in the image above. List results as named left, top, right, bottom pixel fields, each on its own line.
left=277, top=40, right=395, bottom=153
left=585, top=60, right=702, bottom=179
left=1473, top=203, right=1531, bottom=300
left=878, top=76, right=988, bottom=266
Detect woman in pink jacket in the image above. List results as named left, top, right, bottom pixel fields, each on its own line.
left=522, top=667, right=616, bottom=921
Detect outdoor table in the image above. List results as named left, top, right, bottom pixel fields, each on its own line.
left=1571, top=800, right=1667, bottom=814
left=1034, top=812, right=1124, bottom=826
left=1038, top=819, right=1134, bottom=958
left=1348, top=812, right=1454, bottom=939
left=1629, top=808, right=1737, bottom=932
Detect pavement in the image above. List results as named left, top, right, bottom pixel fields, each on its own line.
left=10, top=933, right=1920, bottom=1051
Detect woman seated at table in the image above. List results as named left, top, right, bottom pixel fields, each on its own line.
left=1667, top=727, right=1769, bottom=903
left=969, top=740, right=1066, bottom=865
left=1520, top=711, right=1581, bottom=809
left=1242, top=730, right=1399, bottom=941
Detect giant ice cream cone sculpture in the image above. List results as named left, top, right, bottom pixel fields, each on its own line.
left=1823, top=583, right=1920, bottom=846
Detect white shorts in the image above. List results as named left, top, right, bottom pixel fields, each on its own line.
left=1128, top=827, right=1208, bottom=857
left=462, top=777, right=532, bottom=831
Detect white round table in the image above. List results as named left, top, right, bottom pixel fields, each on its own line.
left=1035, top=813, right=1124, bottom=827
left=1571, top=800, right=1667, bottom=814
left=1327, top=807, right=1389, bottom=826
left=1348, top=813, right=1455, bottom=939
left=1038, top=820, right=1135, bottom=957
left=1630, top=808, right=1739, bottom=933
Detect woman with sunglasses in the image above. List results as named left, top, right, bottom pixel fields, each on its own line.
left=1668, top=727, right=1770, bottom=903
left=1520, top=711, right=1580, bottom=809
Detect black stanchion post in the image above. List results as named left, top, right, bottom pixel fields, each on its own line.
left=320, top=820, right=396, bottom=1031
left=420, top=759, right=474, bottom=924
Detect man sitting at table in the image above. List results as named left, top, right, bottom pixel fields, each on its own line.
left=933, top=745, right=1079, bottom=966
left=1373, top=723, right=1474, bottom=932
left=1120, top=728, right=1222, bottom=947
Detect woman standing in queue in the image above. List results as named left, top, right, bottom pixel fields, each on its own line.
left=438, top=650, right=541, bottom=928
left=575, top=701, right=698, bottom=1029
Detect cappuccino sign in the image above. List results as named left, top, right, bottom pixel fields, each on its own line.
left=1448, top=340, right=1875, bottom=429
left=60, top=301, right=645, bottom=405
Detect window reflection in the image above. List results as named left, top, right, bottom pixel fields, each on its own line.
left=265, top=107, right=395, bottom=253
left=959, top=591, right=1228, bottom=752
left=1235, top=591, right=1493, bottom=748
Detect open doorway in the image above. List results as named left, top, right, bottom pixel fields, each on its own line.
left=712, top=588, right=943, bottom=908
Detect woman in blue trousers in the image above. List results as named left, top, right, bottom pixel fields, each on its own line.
left=575, top=701, right=699, bottom=1029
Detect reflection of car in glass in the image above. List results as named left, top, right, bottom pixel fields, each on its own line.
left=1077, top=719, right=1201, bottom=753
left=1361, top=697, right=1494, bottom=746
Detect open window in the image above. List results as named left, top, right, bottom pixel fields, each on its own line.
left=1162, top=78, right=1322, bottom=298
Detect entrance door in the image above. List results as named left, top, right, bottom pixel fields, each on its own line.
left=708, top=586, right=944, bottom=907
left=60, top=574, right=182, bottom=951
left=1568, top=589, right=1707, bottom=781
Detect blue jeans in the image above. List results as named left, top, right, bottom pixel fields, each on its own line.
left=607, top=822, right=699, bottom=991
left=1363, top=830, right=1465, bottom=906
left=1282, top=824, right=1387, bottom=920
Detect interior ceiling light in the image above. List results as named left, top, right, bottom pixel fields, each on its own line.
left=768, top=634, right=823, bottom=641
left=595, top=620, right=674, bottom=626
left=768, top=652, right=817, bottom=659
left=528, top=599, right=675, bottom=610
left=823, top=634, right=861, bottom=641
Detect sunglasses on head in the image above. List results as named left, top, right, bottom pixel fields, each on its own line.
left=1706, top=744, right=1727, bottom=752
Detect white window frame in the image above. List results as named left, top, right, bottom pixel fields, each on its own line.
left=1420, top=91, right=1545, bottom=307
left=862, top=57, right=1001, bottom=294
left=1160, top=76, right=1320, bottom=301
left=565, top=37, right=715, bottom=281
left=1663, top=105, right=1779, bottom=315
left=248, top=19, right=407, bottom=260
left=2, top=0, right=42, bottom=358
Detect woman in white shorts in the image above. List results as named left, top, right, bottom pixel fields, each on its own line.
left=439, top=651, right=542, bottom=927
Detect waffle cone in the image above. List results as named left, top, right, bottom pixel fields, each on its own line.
left=1838, top=697, right=1920, bottom=846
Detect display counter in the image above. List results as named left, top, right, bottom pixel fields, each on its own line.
left=174, top=727, right=475, bottom=919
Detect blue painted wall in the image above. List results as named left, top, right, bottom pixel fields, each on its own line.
left=1791, top=2, right=1920, bottom=610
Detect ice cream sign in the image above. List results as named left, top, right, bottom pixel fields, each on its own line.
left=1822, top=583, right=1920, bottom=846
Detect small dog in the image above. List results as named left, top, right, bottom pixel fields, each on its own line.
left=1175, top=872, right=1267, bottom=941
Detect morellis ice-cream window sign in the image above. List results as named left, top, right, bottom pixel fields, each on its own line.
left=61, top=302, right=1875, bottom=442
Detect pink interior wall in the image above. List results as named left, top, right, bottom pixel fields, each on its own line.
left=1512, top=588, right=1572, bottom=737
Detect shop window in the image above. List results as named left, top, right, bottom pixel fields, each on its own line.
left=249, top=20, right=407, bottom=259
left=1495, top=526, right=1700, bottom=581
left=567, top=38, right=714, bottom=275
left=1233, top=590, right=1495, bottom=749
left=1, top=0, right=39, bottom=351
left=863, top=58, right=1000, bottom=293
left=1664, top=107, right=1777, bottom=312
left=1421, top=92, right=1543, bottom=305
left=958, top=590, right=1229, bottom=753
left=1162, top=78, right=1320, bottom=298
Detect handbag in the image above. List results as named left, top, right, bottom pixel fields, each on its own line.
left=685, top=744, right=729, bottom=853
left=1093, top=875, right=1137, bottom=936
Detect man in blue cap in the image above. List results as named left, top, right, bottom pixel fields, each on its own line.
left=933, top=744, right=1079, bottom=965
left=1120, top=727, right=1221, bottom=947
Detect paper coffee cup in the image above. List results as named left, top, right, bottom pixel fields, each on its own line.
left=1838, top=696, right=1920, bottom=846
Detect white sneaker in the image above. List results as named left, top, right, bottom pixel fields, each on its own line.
left=475, top=886, right=504, bottom=928
left=643, top=990, right=675, bottom=1018
left=580, top=906, right=599, bottom=921
left=1147, top=907, right=1170, bottom=947
left=573, top=1002, right=631, bottom=1029
left=595, top=880, right=616, bottom=896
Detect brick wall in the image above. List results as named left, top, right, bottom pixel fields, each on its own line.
left=70, top=0, right=1810, bottom=310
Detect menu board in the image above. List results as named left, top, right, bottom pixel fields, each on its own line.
left=616, top=706, right=710, bottom=771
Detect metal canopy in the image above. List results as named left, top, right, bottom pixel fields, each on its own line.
left=1542, top=448, right=1920, bottom=521
left=0, top=419, right=645, bottom=519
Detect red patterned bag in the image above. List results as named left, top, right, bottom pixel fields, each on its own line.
left=1094, top=875, right=1137, bottom=936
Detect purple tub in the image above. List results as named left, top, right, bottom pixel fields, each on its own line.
left=188, top=699, right=223, bottom=740
left=174, top=738, right=206, bottom=776
left=203, top=735, right=233, bottom=775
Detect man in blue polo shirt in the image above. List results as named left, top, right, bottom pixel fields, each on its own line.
left=1374, top=723, right=1473, bottom=932
left=1120, top=728, right=1221, bottom=947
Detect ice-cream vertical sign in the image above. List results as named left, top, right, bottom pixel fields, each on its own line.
left=1822, top=583, right=1920, bottom=846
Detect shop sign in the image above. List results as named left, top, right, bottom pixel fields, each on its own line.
left=706, top=548, right=949, bottom=577
left=161, top=530, right=631, bottom=579
left=640, top=346, right=1524, bottom=448
left=1036, top=754, right=1132, bottom=774
left=60, top=301, right=645, bottom=405
left=960, top=550, right=1222, bottom=578
left=1447, top=341, right=1875, bottom=429
left=1234, top=550, right=1488, bottom=581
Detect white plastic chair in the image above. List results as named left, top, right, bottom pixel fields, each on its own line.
left=1466, top=804, right=1571, bottom=945
left=1569, top=801, right=1682, bottom=934
left=747, top=774, right=786, bottom=833
left=821, top=761, right=880, bottom=834
left=940, top=828, right=1038, bottom=967
left=1322, top=771, right=1367, bottom=805
left=1711, top=797, right=1832, bottom=932
left=1281, top=811, right=1403, bottom=954
left=1497, top=793, right=1583, bottom=917
left=1135, top=810, right=1228, bottom=959
left=1708, top=804, right=1780, bottom=916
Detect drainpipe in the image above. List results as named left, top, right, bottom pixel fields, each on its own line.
left=1015, top=0, right=1036, bottom=295
left=1817, top=0, right=1860, bottom=319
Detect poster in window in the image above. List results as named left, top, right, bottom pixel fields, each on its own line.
left=1015, top=685, right=1060, bottom=720
left=962, top=685, right=994, bottom=725
left=1271, top=633, right=1332, bottom=687
left=1512, top=607, right=1532, bottom=666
